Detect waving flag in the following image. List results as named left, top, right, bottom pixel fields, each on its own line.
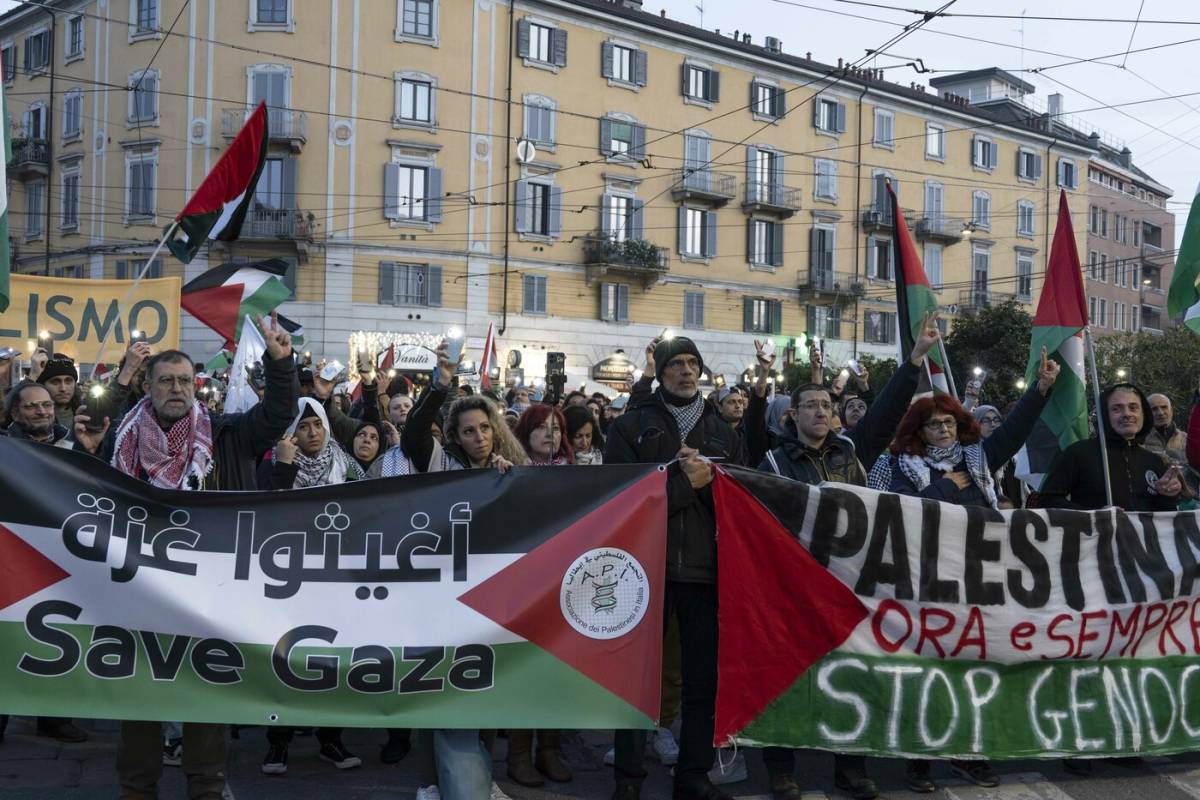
left=888, top=180, right=948, bottom=394
left=180, top=258, right=304, bottom=347
left=1015, top=191, right=1089, bottom=489
left=480, top=323, right=499, bottom=391
left=1169, top=181, right=1200, bottom=333
left=166, top=102, right=269, bottom=264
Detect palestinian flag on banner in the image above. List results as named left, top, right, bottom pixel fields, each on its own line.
left=0, top=76, right=11, bottom=313
left=180, top=258, right=305, bottom=347
left=1015, top=190, right=1089, bottom=490
left=1169, top=181, right=1200, bottom=333
left=0, top=444, right=666, bottom=729
left=166, top=102, right=269, bottom=264
left=888, top=180, right=948, bottom=394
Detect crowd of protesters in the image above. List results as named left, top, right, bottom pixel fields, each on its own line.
left=3, top=312, right=1200, bottom=800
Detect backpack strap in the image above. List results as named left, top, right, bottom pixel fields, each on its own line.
left=765, top=449, right=782, bottom=476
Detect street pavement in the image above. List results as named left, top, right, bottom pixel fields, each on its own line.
left=5, top=716, right=1200, bottom=799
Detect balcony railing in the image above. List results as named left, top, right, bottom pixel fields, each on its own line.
left=671, top=169, right=737, bottom=205
left=742, top=181, right=801, bottom=217
left=914, top=216, right=966, bottom=243
left=8, top=137, right=48, bottom=179
left=861, top=206, right=894, bottom=230
left=222, top=107, right=307, bottom=150
left=583, top=234, right=669, bottom=289
left=242, top=208, right=315, bottom=240
left=1142, top=242, right=1165, bottom=261
left=801, top=268, right=837, bottom=294
left=958, top=288, right=1024, bottom=311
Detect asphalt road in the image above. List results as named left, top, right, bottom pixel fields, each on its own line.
left=5, top=717, right=1200, bottom=800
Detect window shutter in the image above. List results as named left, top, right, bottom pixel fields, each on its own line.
left=599, top=282, right=613, bottom=320
left=549, top=185, right=562, bottom=238
left=516, top=19, right=530, bottom=58
left=281, top=158, right=297, bottom=208
left=745, top=219, right=754, bottom=264
left=631, top=123, right=646, bottom=160
left=676, top=206, right=687, bottom=254
left=383, top=163, right=400, bottom=220
left=774, top=86, right=785, bottom=118
left=1015, top=150, right=1023, bottom=178
left=22, top=43, right=28, bottom=72
left=426, top=167, right=443, bottom=222
left=115, top=260, right=127, bottom=280
left=770, top=222, right=784, bottom=267
left=601, top=42, right=614, bottom=78
left=707, top=69, right=720, bottom=102
left=749, top=81, right=758, bottom=112
left=771, top=300, right=783, bottom=334
left=873, top=173, right=888, bottom=214
left=1033, top=154, right=1043, bottom=180
left=600, top=193, right=613, bottom=236
left=523, top=276, right=535, bottom=313
left=989, top=141, right=998, bottom=170
left=630, top=199, right=644, bottom=240
left=617, top=283, right=630, bottom=322
left=835, top=102, right=847, bottom=132
left=704, top=211, right=717, bottom=257
left=809, top=227, right=820, bottom=277
left=378, top=262, right=396, bottom=304
left=514, top=180, right=531, bottom=233
left=680, top=63, right=689, bottom=96
left=971, top=136, right=979, bottom=167
left=745, top=146, right=757, bottom=199
left=743, top=298, right=754, bottom=332
left=426, top=265, right=443, bottom=307
left=552, top=27, right=568, bottom=67
left=770, top=153, right=784, bottom=205
left=599, top=117, right=612, bottom=156
left=812, top=98, right=822, bottom=128
left=634, top=50, right=647, bottom=86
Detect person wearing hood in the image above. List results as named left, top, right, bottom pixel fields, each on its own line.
left=258, top=398, right=364, bottom=490
left=971, top=404, right=1025, bottom=508
left=1040, top=382, right=1181, bottom=511
left=350, top=419, right=385, bottom=473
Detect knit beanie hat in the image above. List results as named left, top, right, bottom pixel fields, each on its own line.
left=37, top=355, right=78, bottom=385
left=653, top=337, right=703, bottom=382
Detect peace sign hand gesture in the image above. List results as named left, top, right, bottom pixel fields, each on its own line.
left=1036, top=346, right=1060, bottom=395
left=257, top=312, right=293, bottom=361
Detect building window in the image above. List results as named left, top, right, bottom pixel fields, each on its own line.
left=684, top=291, right=705, bottom=329
left=814, top=96, right=845, bottom=133
left=66, top=16, right=84, bottom=59
left=397, top=77, right=433, bottom=124
left=26, top=181, right=44, bottom=238
left=599, top=282, right=631, bottom=323
left=115, top=259, right=162, bottom=280
left=752, top=81, right=783, bottom=119
left=972, top=135, right=997, bottom=170
left=747, top=218, right=782, bottom=267
left=747, top=147, right=782, bottom=205
left=925, top=123, right=945, bottom=159
left=743, top=298, right=782, bottom=334
left=1087, top=251, right=1099, bottom=280
left=517, top=19, right=566, bottom=67
left=1115, top=258, right=1126, bottom=287
left=1, top=45, right=14, bottom=84
left=1017, top=252, right=1033, bottom=298
left=255, top=0, right=289, bottom=25
left=126, top=153, right=156, bottom=219
left=1098, top=253, right=1108, bottom=282
left=377, top=262, right=441, bottom=307
left=807, top=305, right=842, bottom=340
left=522, top=274, right=547, bottom=315
left=384, top=160, right=443, bottom=224
left=1114, top=213, right=1126, bottom=244
left=61, top=168, right=80, bottom=230
left=129, top=69, right=159, bottom=123
left=602, top=43, right=646, bottom=86
left=1097, top=298, right=1107, bottom=327
left=1100, top=208, right=1108, bottom=238
left=63, top=89, right=83, bottom=140
left=872, top=108, right=894, bottom=148
left=865, top=311, right=896, bottom=345
left=24, top=30, right=49, bottom=73
left=814, top=159, right=837, bottom=201
left=600, top=116, right=645, bottom=159
left=395, top=166, right=425, bottom=219
left=1017, top=149, right=1041, bottom=181
left=810, top=225, right=835, bottom=289
left=528, top=181, right=550, bottom=235
left=606, top=194, right=632, bottom=242
left=1057, top=158, right=1078, bottom=189
left=1115, top=301, right=1126, bottom=331
left=400, top=0, right=435, bottom=39
left=523, top=95, right=555, bottom=147
left=924, top=243, right=943, bottom=289
left=972, top=191, right=992, bottom=231
left=679, top=207, right=716, bottom=258
left=1017, top=200, right=1035, bottom=237
left=515, top=179, right=560, bottom=238
left=682, top=63, right=719, bottom=103
left=134, top=0, right=158, bottom=33
left=868, top=236, right=893, bottom=280
left=22, top=103, right=45, bottom=139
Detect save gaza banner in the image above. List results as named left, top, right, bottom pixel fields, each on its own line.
left=715, top=467, right=1200, bottom=760
left=0, top=441, right=665, bottom=729
left=0, top=274, right=181, bottom=363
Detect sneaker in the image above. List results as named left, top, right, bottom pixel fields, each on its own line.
left=261, top=743, right=288, bottom=775
left=707, top=749, right=748, bottom=785
left=415, top=786, right=441, bottom=800
left=490, top=782, right=512, bottom=800
left=319, top=739, right=362, bottom=770
left=651, top=726, right=680, bottom=766
left=603, top=746, right=616, bottom=766
left=162, top=737, right=183, bottom=767
left=950, top=759, right=999, bottom=788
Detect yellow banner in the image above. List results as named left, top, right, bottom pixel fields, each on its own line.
left=0, top=274, right=181, bottom=364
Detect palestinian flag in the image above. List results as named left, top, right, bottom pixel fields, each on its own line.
left=181, top=258, right=305, bottom=347
left=1169, top=181, right=1200, bottom=334
left=888, top=180, right=948, bottom=394
left=480, top=322, right=499, bottom=392
left=0, top=444, right=666, bottom=729
left=166, top=102, right=269, bottom=264
left=1015, top=190, right=1089, bottom=490
left=0, top=77, right=11, bottom=313
left=204, top=349, right=232, bottom=374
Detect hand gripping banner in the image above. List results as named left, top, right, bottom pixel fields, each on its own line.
left=0, top=440, right=665, bottom=729
left=714, top=467, right=1200, bottom=760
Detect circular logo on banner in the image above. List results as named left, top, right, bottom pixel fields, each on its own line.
left=560, top=548, right=649, bottom=640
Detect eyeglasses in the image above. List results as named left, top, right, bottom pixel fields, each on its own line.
left=154, top=375, right=194, bottom=388
left=20, top=401, right=54, bottom=412
left=796, top=400, right=834, bottom=412
left=923, top=418, right=958, bottom=431
left=979, top=415, right=1002, bottom=425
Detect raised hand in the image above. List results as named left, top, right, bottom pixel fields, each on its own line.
left=910, top=312, right=941, bottom=366
left=645, top=338, right=660, bottom=377
left=275, top=436, right=298, bottom=464
left=118, top=340, right=152, bottom=385
left=434, top=339, right=461, bottom=387
left=72, top=404, right=110, bottom=454
left=257, top=311, right=293, bottom=361
left=1036, top=346, right=1060, bottom=394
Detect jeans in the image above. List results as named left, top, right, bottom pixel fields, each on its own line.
left=615, top=581, right=718, bottom=791
left=117, top=721, right=226, bottom=800
left=434, top=729, right=492, bottom=800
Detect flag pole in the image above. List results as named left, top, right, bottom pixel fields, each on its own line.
left=936, top=338, right=958, bottom=399
left=1083, top=326, right=1115, bottom=508
left=89, top=220, right=180, bottom=380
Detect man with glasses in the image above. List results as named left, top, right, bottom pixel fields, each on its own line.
left=4, top=379, right=76, bottom=447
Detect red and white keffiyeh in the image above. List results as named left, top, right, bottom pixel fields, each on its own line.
left=112, top=397, right=214, bottom=490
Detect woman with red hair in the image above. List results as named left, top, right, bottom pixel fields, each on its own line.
left=866, top=349, right=1059, bottom=792
left=512, top=404, right=574, bottom=466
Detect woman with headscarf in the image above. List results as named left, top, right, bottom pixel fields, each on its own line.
left=349, top=419, right=384, bottom=474
left=565, top=405, right=603, bottom=465
left=971, top=404, right=1025, bottom=508
left=763, top=394, right=792, bottom=451
left=866, top=349, right=1059, bottom=793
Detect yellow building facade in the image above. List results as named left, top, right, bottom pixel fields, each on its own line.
left=0, top=0, right=1094, bottom=383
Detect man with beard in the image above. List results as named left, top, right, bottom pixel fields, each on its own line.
left=35, top=353, right=81, bottom=430
left=4, top=381, right=75, bottom=446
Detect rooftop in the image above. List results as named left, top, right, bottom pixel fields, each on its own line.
left=929, top=68, right=1036, bottom=95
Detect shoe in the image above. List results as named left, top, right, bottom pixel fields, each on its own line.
left=612, top=784, right=641, bottom=800
left=651, top=726, right=680, bottom=766
left=261, top=743, right=288, bottom=775
left=673, top=777, right=735, bottom=800
left=415, top=786, right=441, bottom=800
left=37, top=720, right=88, bottom=743
left=951, top=759, right=999, bottom=788
left=162, top=737, right=183, bottom=767
left=319, top=739, right=362, bottom=770
left=905, top=760, right=935, bottom=793
left=707, top=749, right=747, bottom=785
left=380, top=731, right=411, bottom=764
left=535, top=732, right=573, bottom=783
left=490, top=782, right=512, bottom=800
left=1106, top=756, right=1144, bottom=767
left=770, top=772, right=803, bottom=800
left=604, top=746, right=616, bottom=766
left=1063, top=758, right=1093, bottom=775
left=833, top=766, right=879, bottom=800
left=506, top=732, right=544, bottom=787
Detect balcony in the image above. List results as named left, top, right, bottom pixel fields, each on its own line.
left=742, top=181, right=801, bottom=218
left=670, top=169, right=737, bottom=205
left=957, top=288, right=1024, bottom=312
left=861, top=206, right=894, bottom=232
left=582, top=234, right=669, bottom=290
left=222, top=107, right=307, bottom=152
left=914, top=216, right=966, bottom=244
left=211, top=207, right=316, bottom=263
left=8, top=137, right=48, bottom=180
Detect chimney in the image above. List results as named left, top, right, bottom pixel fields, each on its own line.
left=1088, top=131, right=1100, bottom=149
left=837, top=57, right=843, bottom=68
left=742, top=33, right=751, bottom=44
left=806, top=51, right=812, bottom=60
left=1119, top=146, right=1132, bottom=168
left=1047, top=93, right=1063, bottom=119
left=660, top=8, right=666, bottom=16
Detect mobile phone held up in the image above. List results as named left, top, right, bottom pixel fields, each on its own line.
left=445, top=329, right=466, bottom=365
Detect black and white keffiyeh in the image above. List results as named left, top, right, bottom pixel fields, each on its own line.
left=664, top=391, right=706, bottom=441
left=867, top=442, right=998, bottom=508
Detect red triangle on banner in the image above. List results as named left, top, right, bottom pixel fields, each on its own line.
left=712, top=470, right=868, bottom=746
left=0, top=522, right=70, bottom=612
left=458, top=471, right=667, bottom=721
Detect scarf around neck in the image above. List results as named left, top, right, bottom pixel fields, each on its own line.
left=660, top=388, right=705, bottom=441
left=867, top=441, right=997, bottom=509
left=113, top=397, right=215, bottom=490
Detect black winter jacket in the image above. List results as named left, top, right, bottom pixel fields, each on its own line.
left=604, top=390, right=740, bottom=583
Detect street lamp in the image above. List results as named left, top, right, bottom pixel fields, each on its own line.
left=1015, top=378, right=1027, bottom=390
